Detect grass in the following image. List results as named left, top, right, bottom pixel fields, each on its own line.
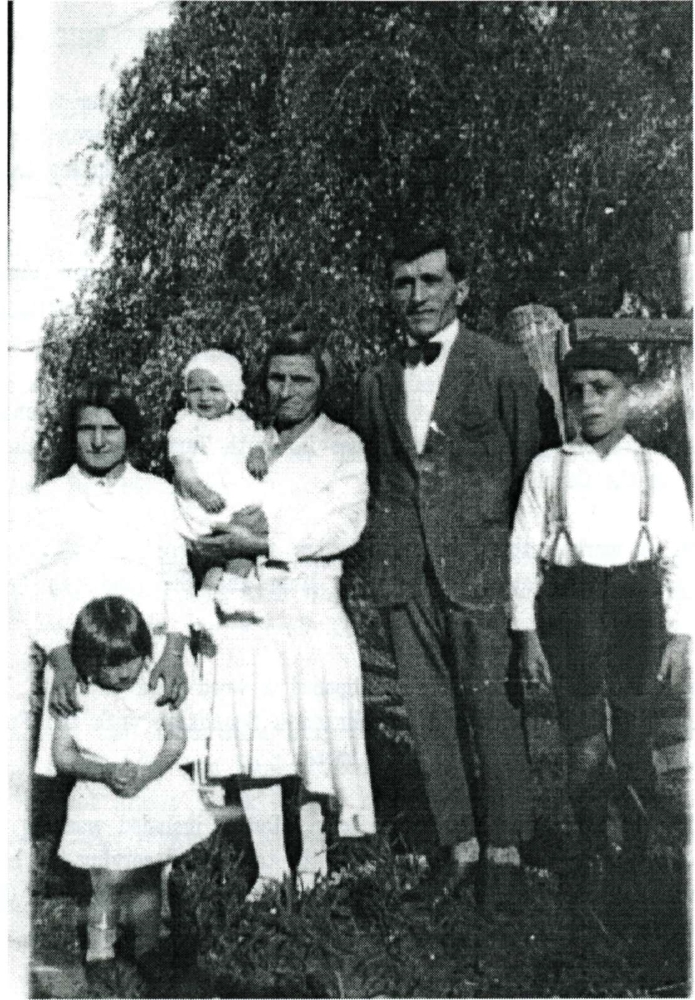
left=31, top=688, right=689, bottom=998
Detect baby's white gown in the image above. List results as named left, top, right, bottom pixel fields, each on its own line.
left=58, top=671, right=215, bottom=871
left=168, top=408, right=266, bottom=540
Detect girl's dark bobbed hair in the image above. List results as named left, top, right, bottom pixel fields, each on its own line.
left=70, top=596, right=152, bottom=683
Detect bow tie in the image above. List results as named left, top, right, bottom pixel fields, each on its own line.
left=401, top=340, right=442, bottom=367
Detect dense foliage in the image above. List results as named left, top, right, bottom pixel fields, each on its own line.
left=38, top=0, right=691, bottom=478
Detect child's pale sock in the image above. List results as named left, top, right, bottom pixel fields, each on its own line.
left=160, top=862, right=172, bottom=924
left=194, top=587, right=220, bottom=637
left=485, top=845, right=521, bottom=867
left=130, top=884, right=161, bottom=957
left=216, top=571, right=263, bottom=620
left=86, top=903, right=117, bottom=963
left=452, top=836, right=480, bottom=867
left=297, top=801, right=328, bottom=892
left=240, top=784, right=290, bottom=901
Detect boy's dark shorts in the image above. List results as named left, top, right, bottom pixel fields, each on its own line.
left=552, top=687, right=654, bottom=744
left=536, top=560, right=665, bottom=745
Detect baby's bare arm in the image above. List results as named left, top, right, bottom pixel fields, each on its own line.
left=52, top=721, right=136, bottom=794
left=171, top=456, right=226, bottom=513
left=246, top=446, right=268, bottom=481
left=118, top=710, right=187, bottom=798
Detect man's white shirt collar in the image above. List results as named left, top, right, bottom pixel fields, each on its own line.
left=407, top=317, right=459, bottom=353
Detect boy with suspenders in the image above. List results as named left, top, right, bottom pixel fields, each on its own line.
left=510, top=341, right=691, bottom=888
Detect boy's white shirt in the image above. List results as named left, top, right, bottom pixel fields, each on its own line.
left=510, top=433, right=693, bottom=634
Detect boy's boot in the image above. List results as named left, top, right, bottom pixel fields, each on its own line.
left=565, top=778, right=610, bottom=901
left=168, top=862, right=200, bottom=974
left=619, top=780, right=655, bottom=862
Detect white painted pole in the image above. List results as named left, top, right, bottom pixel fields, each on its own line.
left=8, top=8, right=52, bottom=996
left=677, top=231, right=693, bottom=318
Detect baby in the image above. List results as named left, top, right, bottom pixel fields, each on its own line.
left=168, top=349, right=268, bottom=629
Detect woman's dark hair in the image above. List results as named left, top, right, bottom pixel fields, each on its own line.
left=70, top=596, right=152, bottom=683
left=55, top=380, right=143, bottom=476
left=260, top=328, right=332, bottom=407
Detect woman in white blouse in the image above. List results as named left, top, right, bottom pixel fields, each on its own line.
left=27, top=381, right=206, bottom=778
left=193, top=331, right=375, bottom=901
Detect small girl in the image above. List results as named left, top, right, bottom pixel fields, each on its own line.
left=52, top=596, right=216, bottom=996
left=168, top=349, right=269, bottom=627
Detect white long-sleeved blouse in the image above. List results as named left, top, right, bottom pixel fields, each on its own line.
left=23, top=463, right=195, bottom=653
left=262, top=413, right=369, bottom=567
left=510, top=434, right=693, bottom=634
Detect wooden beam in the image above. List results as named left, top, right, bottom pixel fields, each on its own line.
left=571, top=318, right=693, bottom=344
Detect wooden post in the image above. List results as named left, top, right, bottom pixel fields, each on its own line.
left=677, top=231, right=693, bottom=317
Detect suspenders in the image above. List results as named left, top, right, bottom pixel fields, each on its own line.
left=544, top=446, right=655, bottom=570
left=630, top=447, right=655, bottom=564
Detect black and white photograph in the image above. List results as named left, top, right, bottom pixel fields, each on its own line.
left=9, top=2, right=692, bottom=997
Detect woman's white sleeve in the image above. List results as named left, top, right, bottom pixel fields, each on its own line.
left=265, top=432, right=369, bottom=562
left=168, top=411, right=197, bottom=461
left=19, top=487, right=70, bottom=653
left=159, top=489, right=196, bottom=633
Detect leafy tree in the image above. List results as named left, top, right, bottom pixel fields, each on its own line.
left=39, top=0, right=691, bottom=481
left=35, top=0, right=691, bottom=752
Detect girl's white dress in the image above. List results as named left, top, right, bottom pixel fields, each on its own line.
left=58, top=671, right=215, bottom=871
left=168, top=408, right=267, bottom=540
left=206, top=414, right=376, bottom=839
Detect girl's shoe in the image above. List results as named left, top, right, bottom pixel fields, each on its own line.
left=296, top=869, right=326, bottom=895
left=244, top=875, right=288, bottom=904
left=136, top=942, right=175, bottom=998
left=84, top=956, right=146, bottom=998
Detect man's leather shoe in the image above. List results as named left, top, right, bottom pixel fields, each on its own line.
left=476, top=862, right=524, bottom=914
left=442, top=859, right=478, bottom=897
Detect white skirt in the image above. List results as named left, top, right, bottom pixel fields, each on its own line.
left=35, top=638, right=212, bottom=778
left=59, top=763, right=215, bottom=871
left=206, top=561, right=375, bottom=838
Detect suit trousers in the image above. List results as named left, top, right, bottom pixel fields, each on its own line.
left=385, top=564, right=533, bottom=850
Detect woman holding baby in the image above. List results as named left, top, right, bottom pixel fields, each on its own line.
left=178, top=331, right=376, bottom=901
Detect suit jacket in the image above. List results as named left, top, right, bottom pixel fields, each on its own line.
left=354, top=326, right=543, bottom=608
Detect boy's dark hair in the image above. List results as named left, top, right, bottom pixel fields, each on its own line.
left=55, top=380, right=143, bottom=477
left=390, top=222, right=467, bottom=281
left=561, top=341, right=639, bottom=385
left=70, top=596, right=152, bottom=683
left=260, top=327, right=332, bottom=399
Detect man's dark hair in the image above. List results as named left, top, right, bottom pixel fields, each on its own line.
left=390, top=223, right=467, bottom=281
left=260, top=327, right=332, bottom=400
left=55, top=379, right=143, bottom=476
left=71, top=595, right=152, bottom=684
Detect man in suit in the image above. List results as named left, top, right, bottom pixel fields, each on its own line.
left=354, top=225, right=545, bottom=907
